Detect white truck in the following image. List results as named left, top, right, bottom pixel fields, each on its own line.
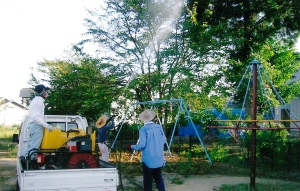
left=13, top=115, right=119, bottom=191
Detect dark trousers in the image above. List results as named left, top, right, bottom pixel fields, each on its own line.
left=142, top=162, right=165, bottom=191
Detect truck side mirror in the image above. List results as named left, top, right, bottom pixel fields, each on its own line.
left=12, top=134, right=19, bottom=143
left=86, top=126, right=94, bottom=135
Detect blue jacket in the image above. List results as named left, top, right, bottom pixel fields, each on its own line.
left=97, top=121, right=115, bottom=143
left=131, top=121, right=166, bottom=168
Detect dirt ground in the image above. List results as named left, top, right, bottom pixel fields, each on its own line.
left=2, top=158, right=300, bottom=191
left=164, top=174, right=300, bottom=191
left=121, top=172, right=300, bottom=191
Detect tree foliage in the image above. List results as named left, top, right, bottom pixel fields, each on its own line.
left=81, top=0, right=226, bottom=111
left=28, top=0, right=300, bottom=124
left=188, top=0, right=300, bottom=62
left=225, top=39, right=300, bottom=117
left=30, top=57, right=123, bottom=122
left=254, top=40, right=300, bottom=104
left=187, top=0, right=300, bottom=113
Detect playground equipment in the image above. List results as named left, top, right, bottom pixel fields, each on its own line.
left=110, top=98, right=213, bottom=164
left=209, top=59, right=300, bottom=190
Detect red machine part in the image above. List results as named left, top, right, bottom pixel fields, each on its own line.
left=35, top=153, right=45, bottom=164
left=68, top=153, right=97, bottom=169
left=67, top=141, right=77, bottom=152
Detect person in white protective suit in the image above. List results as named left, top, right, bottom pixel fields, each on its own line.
left=24, top=84, right=53, bottom=160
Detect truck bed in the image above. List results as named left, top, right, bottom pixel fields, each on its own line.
left=17, top=159, right=119, bottom=191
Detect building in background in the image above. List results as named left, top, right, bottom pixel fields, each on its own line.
left=0, top=88, right=35, bottom=126
left=275, top=55, right=300, bottom=136
left=19, top=88, right=34, bottom=107
left=0, top=98, right=28, bottom=126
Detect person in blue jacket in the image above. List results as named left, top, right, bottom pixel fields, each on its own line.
left=129, top=109, right=166, bottom=191
left=96, top=114, right=115, bottom=162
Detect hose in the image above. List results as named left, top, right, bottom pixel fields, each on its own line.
left=114, top=149, right=143, bottom=190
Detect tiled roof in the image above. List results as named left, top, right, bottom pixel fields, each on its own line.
left=10, top=101, right=28, bottom=110
left=0, top=98, right=28, bottom=110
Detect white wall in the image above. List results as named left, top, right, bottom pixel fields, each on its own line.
left=274, top=99, right=300, bottom=136
left=0, top=102, right=28, bottom=126
left=289, top=97, right=300, bottom=136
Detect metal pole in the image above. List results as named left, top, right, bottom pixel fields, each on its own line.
left=250, top=59, right=260, bottom=190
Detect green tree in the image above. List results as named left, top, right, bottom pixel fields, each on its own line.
left=81, top=0, right=226, bottom=111
left=188, top=0, right=300, bottom=62
left=252, top=39, right=300, bottom=113
left=30, top=57, right=123, bottom=122
left=187, top=0, right=300, bottom=113
left=220, top=39, right=300, bottom=117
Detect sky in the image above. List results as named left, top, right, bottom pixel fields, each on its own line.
left=0, top=0, right=101, bottom=103
left=0, top=0, right=300, bottom=104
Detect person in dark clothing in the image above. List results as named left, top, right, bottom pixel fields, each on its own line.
left=96, top=114, right=115, bottom=162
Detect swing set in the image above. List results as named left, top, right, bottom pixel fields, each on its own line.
left=110, top=98, right=213, bottom=164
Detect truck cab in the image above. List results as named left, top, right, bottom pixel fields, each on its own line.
left=16, top=115, right=96, bottom=158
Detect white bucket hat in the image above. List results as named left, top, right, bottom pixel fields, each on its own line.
left=139, top=109, right=155, bottom=122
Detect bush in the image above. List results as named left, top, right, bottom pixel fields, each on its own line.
left=0, top=125, right=19, bottom=139
left=242, top=129, right=300, bottom=171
